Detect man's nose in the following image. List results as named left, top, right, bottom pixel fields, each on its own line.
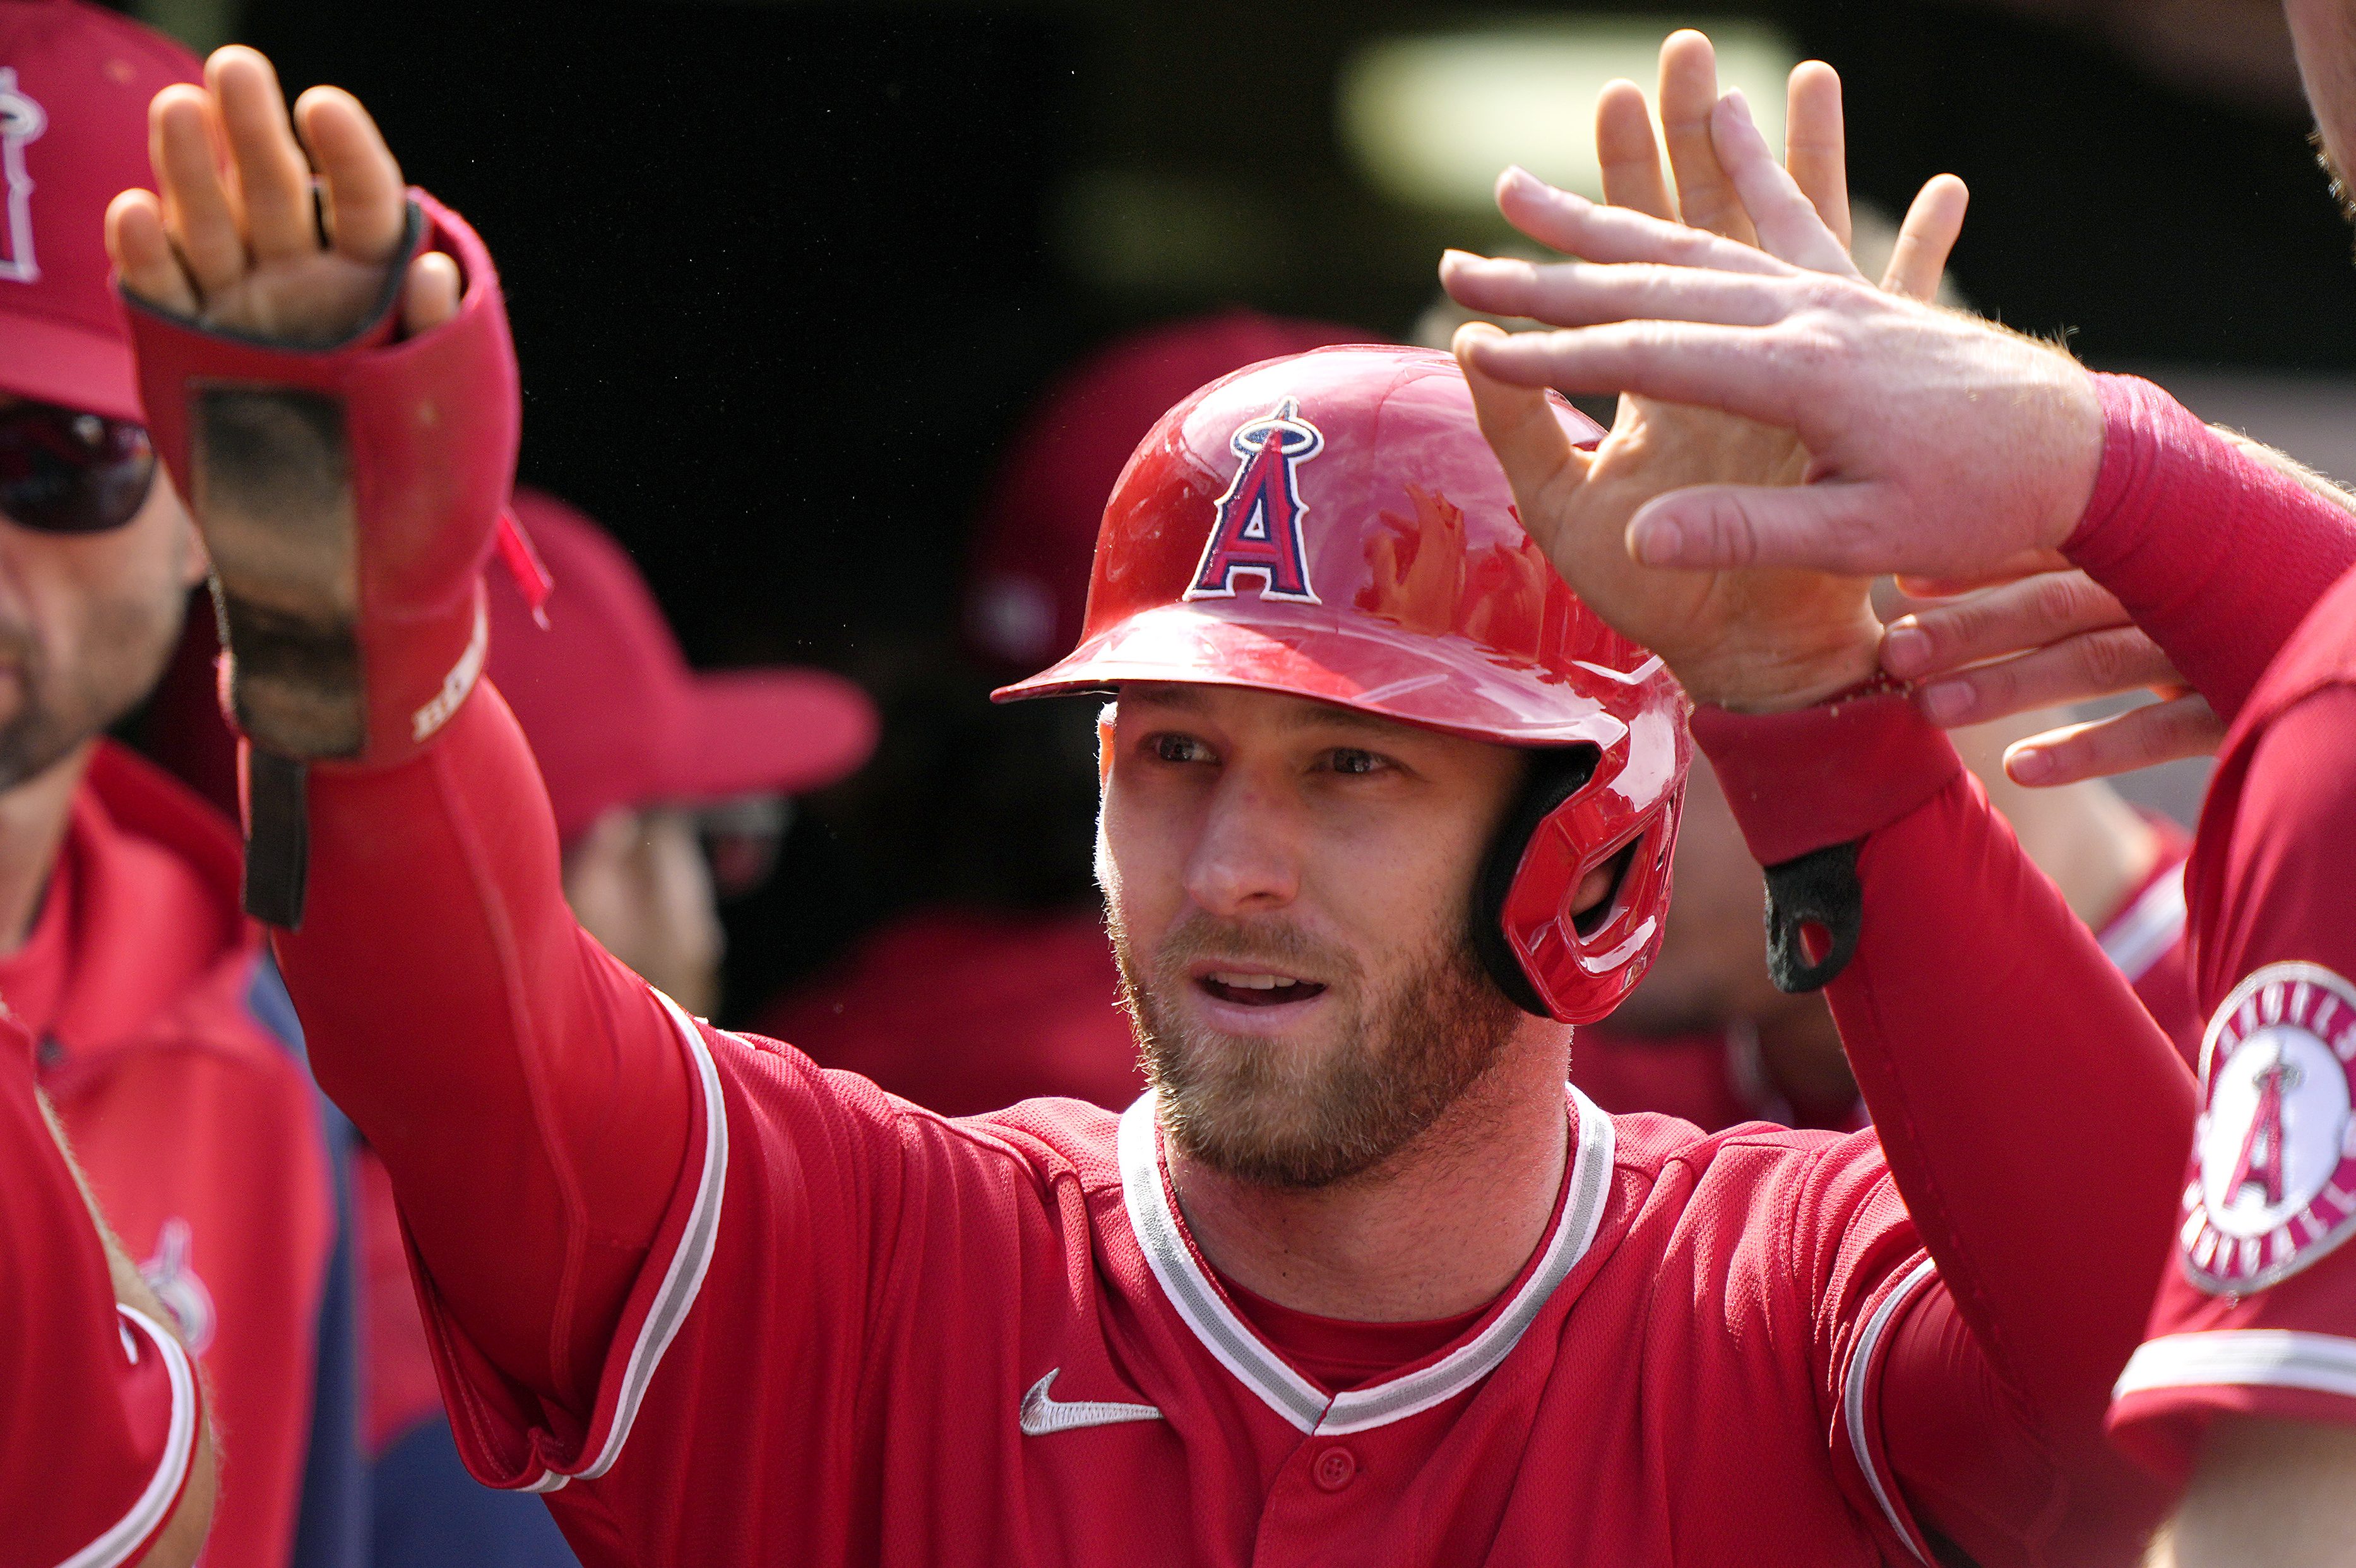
left=1183, top=773, right=1301, bottom=918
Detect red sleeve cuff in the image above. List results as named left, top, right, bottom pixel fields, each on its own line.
left=1690, top=695, right=1963, bottom=867
left=2063, top=374, right=2356, bottom=722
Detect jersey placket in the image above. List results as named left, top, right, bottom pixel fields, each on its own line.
left=1117, top=1088, right=1617, bottom=1559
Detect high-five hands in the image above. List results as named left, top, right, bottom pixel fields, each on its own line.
left=1441, top=44, right=2103, bottom=591
left=105, top=47, right=455, bottom=345
left=1445, top=30, right=2216, bottom=779
left=1439, top=33, right=1965, bottom=711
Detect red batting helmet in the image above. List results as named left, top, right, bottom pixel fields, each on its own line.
left=996, top=344, right=1689, bottom=1025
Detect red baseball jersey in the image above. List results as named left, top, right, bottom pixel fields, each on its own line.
left=428, top=1032, right=1961, bottom=1565
left=273, top=684, right=2191, bottom=1567
left=28, top=744, right=335, bottom=1567
left=2057, top=377, right=2356, bottom=1473
left=1, top=1017, right=202, bottom=1568
left=2110, top=564, right=2356, bottom=1472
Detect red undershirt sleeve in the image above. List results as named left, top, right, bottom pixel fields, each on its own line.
left=1696, top=695, right=2196, bottom=1561
left=2063, top=374, right=2356, bottom=722
left=273, top=679, right=693, bottom=1415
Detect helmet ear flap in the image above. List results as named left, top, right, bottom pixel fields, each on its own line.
left=1472, top=745, right=1601, bottom=1018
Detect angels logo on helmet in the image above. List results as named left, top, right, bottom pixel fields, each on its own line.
left=2182, top=961, right=2356, bottom=1293
left=1184, top=398, right=1323, bottom=605
left=0, top=68, right=45, bottom=285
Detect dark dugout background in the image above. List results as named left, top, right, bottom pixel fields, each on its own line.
left=165, top=0, right=2356, bottom=1018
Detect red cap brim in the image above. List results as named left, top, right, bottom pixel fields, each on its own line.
left=994, top=602, right=1643, bottom=749
left=662, top=668, right=879, bottom=804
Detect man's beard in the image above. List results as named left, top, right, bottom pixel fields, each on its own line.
left=1112, top=905, right=1523, bottom=1191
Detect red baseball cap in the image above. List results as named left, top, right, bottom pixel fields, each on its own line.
left=962, top=309, right=1372, bottom=674
left=0, top=0, right=198, bottom=422
left=488, top=489, right=880, bottom=846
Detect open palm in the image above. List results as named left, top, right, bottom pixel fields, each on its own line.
left=105, top=47, right=456, bottom=347
left=1443, top=33, right=1965, bottom=711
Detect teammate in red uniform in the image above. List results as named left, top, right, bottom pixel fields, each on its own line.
left=109, top=50, right=2199, bottom=1565
left=2093, top=424, right=2356, bottom=1561
left=2, top=1006, right=214, bottom=1567
left=1, top=9, right=359, bottom=1563
left=1434, top=22, right=2356, bottom=1563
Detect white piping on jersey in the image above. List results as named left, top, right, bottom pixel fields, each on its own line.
left=1117, top=1083, right=1615, bottom=1435
left=2116, top=1330, right=2356, bottom=1402
left=62, top=1305, right=199, bottom=1568
left=525, top=990, right=730, bottom=1493
left=2098, top=861, right=2186, bottom=986
left=1840, top=1254, right=1939, bottom=1568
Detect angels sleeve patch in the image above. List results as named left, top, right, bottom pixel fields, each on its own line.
left=2184, top=962, right=2356, bottom=1293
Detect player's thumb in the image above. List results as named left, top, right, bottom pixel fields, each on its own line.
left=1624, top=479, right=1888, bottom=574
left=1455, top=323, right=1588, bottom=498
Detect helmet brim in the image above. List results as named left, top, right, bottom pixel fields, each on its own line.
left=994, top=601, right=1653, bottom=750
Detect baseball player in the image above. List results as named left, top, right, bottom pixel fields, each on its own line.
left=761, top=311, right=1358, bottom=1115
left=110, top=51, right=2199, bottom=1565
left=1437, top=23, right=2356, bottom=1563
left=2, top=1004, right=214, bottom=1567
left=1, top=8, right=364, bottom=1564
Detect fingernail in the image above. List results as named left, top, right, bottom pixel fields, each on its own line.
left=1721, top=88, right=1755, bottom=125
left=1502, top=164, right=1538, bottom=191
left=1917, top=680, right=1972, bottom=724
left=2008, top=747, right=2053, bottom=784
left=1633, top=518, right=1685, bottom=566
left=1881, top=621, right=1927, bottom=672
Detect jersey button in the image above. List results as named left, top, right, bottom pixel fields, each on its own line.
left=1312, top=1445, right=1357, bottom=1492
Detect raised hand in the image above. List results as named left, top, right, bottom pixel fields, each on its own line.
left=1439, top=56, right=2100, bottom=591
left=1438, top=33, right=1964, bottom=711
left=105, top=47, right=456, bottom=345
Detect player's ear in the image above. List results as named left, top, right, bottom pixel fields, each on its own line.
left=1097, top=701, right=1117, bottom=789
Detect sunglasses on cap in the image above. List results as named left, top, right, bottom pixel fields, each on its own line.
left=0, top=399, right=158, bottom=535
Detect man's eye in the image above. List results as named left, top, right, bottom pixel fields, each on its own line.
left=1151, top=734, right=1210, bottom=764
left=1326, top=748, right=1385, bottom=776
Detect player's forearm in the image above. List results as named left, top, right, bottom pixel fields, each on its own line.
left=2062, top=376, right=2356, bottom=723
left=277, top=682, right=692, bottom=1406
left=1696, top=699, right=2194, bottom=1399
left=1828, top=772, right=2195, bottom=1405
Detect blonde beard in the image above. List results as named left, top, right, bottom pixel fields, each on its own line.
left=1113, top=902, right=1521, bottom=1191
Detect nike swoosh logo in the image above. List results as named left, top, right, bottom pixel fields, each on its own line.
left=1018, top=1369, right=1164, bottom=1436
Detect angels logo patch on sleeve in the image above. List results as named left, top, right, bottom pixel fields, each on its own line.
left=2182, top=962, right=2356, bottom=1293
